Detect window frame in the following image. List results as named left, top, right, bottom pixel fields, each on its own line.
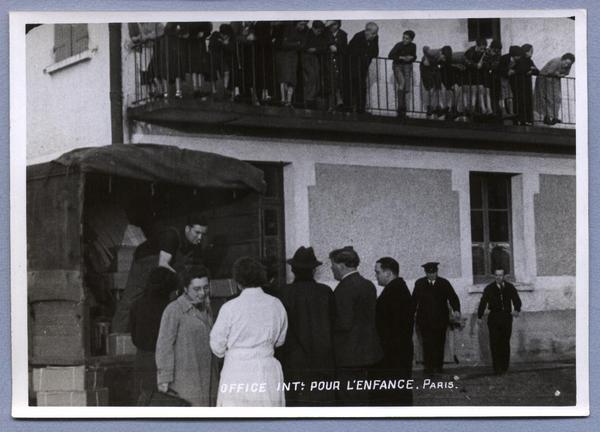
left=467, top=18, right=501, bottom=42
left=470, top=172, right=514, bottom=284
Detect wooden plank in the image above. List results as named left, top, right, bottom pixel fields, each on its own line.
left=28, top=270, right=84, bottom=302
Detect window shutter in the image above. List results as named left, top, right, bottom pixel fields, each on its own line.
left=53, top=24, right=72, bottom=62
left=71, top=24, right=89, bottom=56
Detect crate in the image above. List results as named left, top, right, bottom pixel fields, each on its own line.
left=32, top=365, right=104, bottom=392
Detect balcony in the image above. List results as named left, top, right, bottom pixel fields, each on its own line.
left=126, top=36, right=575, bottom=154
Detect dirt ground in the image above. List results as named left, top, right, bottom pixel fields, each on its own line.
left=413, top=362, right=576, bottom=406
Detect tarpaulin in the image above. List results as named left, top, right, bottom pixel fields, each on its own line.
left=49, top=143, right=266, bottom=193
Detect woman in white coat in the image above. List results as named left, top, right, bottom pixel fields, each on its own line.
left=210, top=257, right=288, bottom=406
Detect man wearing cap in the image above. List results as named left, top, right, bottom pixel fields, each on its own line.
left=477, top=268, right=522, bottom=374
left=412, top=262, right=461, bottom=374
left=330, top=246, right=383, bottom=405
left=277, top=246, right=336, bottom=406
left=374, top=257, right=414, bottom=405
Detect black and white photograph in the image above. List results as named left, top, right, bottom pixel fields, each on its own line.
left=9, top=9, right=588, bottom=417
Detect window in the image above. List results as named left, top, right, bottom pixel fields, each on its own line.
left=467, top=18, right=501, bottom=42
left=54, top=24, right=89, bottom=62
left=470, top=173, right=513, bottom=282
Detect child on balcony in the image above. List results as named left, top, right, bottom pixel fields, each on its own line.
left=188, top=22, right=213, bottom=99
left=388, top=30, right=417, bottom=119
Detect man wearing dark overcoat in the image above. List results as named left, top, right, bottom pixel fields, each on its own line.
left=330, top=246, right=382, bottom=406
left=412, top=262, right=461, bottom=374
left=347, top=22, right=379, bottom=113
left=373, top=257, right=414, bottom=406
left=477, top=268, right=522, bottom=375
left=277, top=246, right=336, bottom=406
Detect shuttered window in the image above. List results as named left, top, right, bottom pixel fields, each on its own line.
left=54, top=24, right=89, bottom=62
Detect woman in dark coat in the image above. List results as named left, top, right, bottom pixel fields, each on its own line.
left=302, top=21, right=334, bottom=109
left=277, top=247, right=336, bottom=406
left=129, top=266, right=179, bottom=405
left=325, top=20, right=348, bottom=109
left=513, top=43, right=540, bottom=125
left=208, top=24, right=235, bottom=96
left=276, top=21, right=309, bottom=106
left=188, top=22, right=213, bottom=97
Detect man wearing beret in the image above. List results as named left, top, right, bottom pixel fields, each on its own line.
left=412, top=262, right=461, bottom=374
left=330, top=246, right=383, bottom=405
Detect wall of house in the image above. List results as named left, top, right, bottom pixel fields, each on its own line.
left=128, top=123, right=577, bottom=364
left=26, top=24, right=111, bottom=163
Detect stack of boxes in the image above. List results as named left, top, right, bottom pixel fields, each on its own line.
left=33, top=365, right=108, bottom=406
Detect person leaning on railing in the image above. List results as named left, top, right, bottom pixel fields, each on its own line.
left=388, top=30, right=416, bottom=119
left=464, top=38, right=490, bottom=116
left=347, top=22, right=379, bottom=114
left=419, top=46, right=444, bottom=117
left=535, top=52, right=575, bottom=125
left=438, top=45, right=467, bottom=121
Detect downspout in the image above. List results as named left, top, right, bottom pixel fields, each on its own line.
left=109, top=23, right=123, bottom=145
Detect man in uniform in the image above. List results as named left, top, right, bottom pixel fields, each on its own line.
left=330, top=246, right=382, bottom=406
left=374, top=257, right=414, bottom=405
left=111, top=215, right=209, bottom=333
left=412, top=262, right=460, bottom=374
left=477, top=268, right=522, bottom=374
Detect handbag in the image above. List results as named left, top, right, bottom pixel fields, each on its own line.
left=146, top=389, right=192, bottom=407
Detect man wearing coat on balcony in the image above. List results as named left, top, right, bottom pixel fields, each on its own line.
left=412, top=262, right=461, bottom=375
left=347, top=22, right=379, bottom=113
left=330, top=246, right=383, bottom=406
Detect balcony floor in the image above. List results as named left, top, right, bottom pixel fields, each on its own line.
left=128, top=98, right=575, bottom=155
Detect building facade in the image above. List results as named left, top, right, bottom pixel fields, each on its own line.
left=26, top=17, right=577, bottom=367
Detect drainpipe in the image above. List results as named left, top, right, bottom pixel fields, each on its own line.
left=109, top=23, right=123, bottom=145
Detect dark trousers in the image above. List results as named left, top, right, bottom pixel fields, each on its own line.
left=487, top=312, right=513, bottom=374
left=336, top=365, right=375, bottom=406
left=134, top=349, right=157, bottom=405
left=419, top=325, right=446, bottom=373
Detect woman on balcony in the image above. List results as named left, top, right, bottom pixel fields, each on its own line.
left=208, top=24, right=235, bottom=97
left=514, top=44, right=540, bottom=125
left=302, top=21, right=334, bottom=110
left=188, top=22, right=213, bottom=98
left=210, top=257, right=288, bottom=406
left=276, top=21, right=309, bottom=107
left=535, top=53, right=575, bottom=125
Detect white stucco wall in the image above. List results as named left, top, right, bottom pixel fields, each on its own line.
left=129, top=125, right=576, bottom=315
left=26, top=24, right=112, bottom=163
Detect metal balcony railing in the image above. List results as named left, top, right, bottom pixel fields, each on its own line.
left=129, top=36, right=576, bottom=128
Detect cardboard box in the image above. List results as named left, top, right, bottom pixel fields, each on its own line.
left=210, top=279, right=239, bottom=298
left=32, top=366, right=104, bottom=392
left=108, top=333, right=137, bottom=356
left=36, top=388, right=109, bottom=406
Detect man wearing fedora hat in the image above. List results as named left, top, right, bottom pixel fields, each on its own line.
left=277, top=246, right=336, bottom=406
left=412, top=262, right=461, bottom=374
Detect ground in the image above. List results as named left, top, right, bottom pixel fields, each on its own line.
left=413, top=361, right=576, bottom=406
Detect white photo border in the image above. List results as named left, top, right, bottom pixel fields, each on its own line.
left=10, top=8, right=589, bottom=418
